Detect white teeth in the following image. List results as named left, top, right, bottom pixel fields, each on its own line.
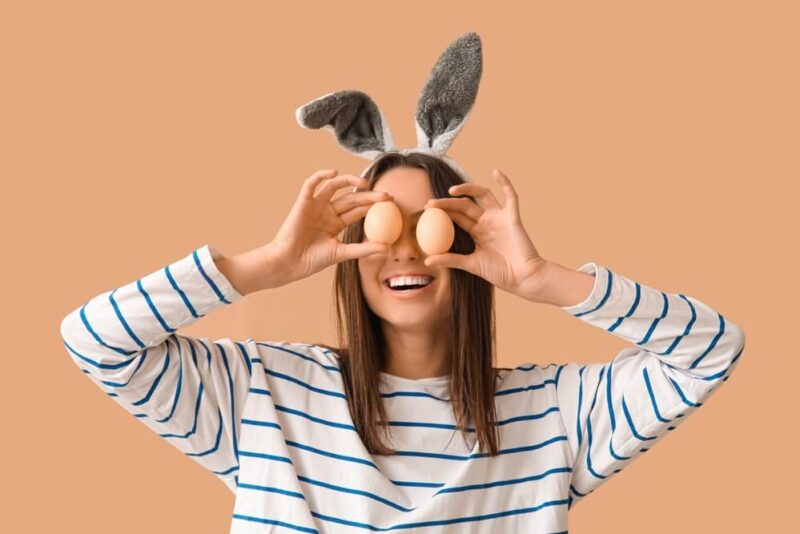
left=387, top=275, right=433, bottom=288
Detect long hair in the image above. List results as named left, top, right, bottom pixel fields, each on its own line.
left=317, top=151, right=504, bottom=456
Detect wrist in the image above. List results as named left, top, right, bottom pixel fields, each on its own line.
left=217, top=243, right=287, bottom=295
left=518, top=259, right=596, bottom=307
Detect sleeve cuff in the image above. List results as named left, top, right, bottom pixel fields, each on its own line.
left=194, top=244, right=245, bottom=305
left=559, top=262, right=609, bottom=315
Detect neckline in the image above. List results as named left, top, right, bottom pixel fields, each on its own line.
left=379, top=371, right=450, bottom=386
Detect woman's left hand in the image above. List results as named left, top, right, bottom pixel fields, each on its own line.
left=423, top=169, right=551, bottom=302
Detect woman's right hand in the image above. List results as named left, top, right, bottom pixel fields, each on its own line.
left=261, top=169, right=392, bottom=289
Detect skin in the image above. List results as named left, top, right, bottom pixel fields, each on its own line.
left=358, top=167, right=453, bottom=380
left=217, top=167, right=596, bottom=379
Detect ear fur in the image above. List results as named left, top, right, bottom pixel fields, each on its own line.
left=295, top=89, right=396, bottom=160
left=414, top=32, right=483, bottom=155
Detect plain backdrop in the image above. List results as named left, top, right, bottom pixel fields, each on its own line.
left=2, top=1, right=796, bottom=532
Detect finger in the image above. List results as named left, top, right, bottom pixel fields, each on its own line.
left=335, top=242, right=390, bottom=263
left=331, top=190, right=392, bottom=217
left=424, top=252, right=477, bottom=275
left=315, top=174, right=368, bottom=200
left=492, top=169, right=519, bottom=213
left=337, top=203, right=371, bottom=227
left=426, top=197, right=484, bottom=221
left=448, top=182, right=502, bottom=210
left=447, top=210, right=478, bottom=234
left=300, top=169, right=338, bottom=200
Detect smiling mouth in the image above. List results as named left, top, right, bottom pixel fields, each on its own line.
left=383, top=278, right=436, bottom=295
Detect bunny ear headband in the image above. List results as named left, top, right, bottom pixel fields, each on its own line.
left=294, top=31, right=483, bottom=190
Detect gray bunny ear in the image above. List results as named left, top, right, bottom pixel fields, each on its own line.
left=295, top=90, right=396, bottom=161
left=414, top=32, right=483, bottom=156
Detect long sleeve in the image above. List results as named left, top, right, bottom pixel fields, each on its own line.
left=553, top=262, right=746, bottom=509
left=59, top=244, right=252, bottom=492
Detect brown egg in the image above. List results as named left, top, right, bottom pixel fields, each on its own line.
left=364, top=200, right=402, bottom=244
left=416, top=207, right=454, bottom=255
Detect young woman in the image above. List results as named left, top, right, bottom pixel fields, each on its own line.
left=60, top=151, right=745, bottom=533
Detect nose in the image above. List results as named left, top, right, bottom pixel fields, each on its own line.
left=389, top=222, right=423, bottom=261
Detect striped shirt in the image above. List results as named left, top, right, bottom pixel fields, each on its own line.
left=60, top=244, right=745, bottom=533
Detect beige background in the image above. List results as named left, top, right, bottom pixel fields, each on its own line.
left=2, top=1, right=796, bottom=532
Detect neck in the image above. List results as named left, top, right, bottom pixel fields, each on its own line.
left=380, top=321, right=451, bottom=380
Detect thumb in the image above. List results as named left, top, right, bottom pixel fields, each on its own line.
left=337, top=242, right=390, bottom=262
left=425, top=253, right=474, bottom=274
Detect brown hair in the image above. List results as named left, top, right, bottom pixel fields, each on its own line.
left=317, top=151, right=506, bottom=456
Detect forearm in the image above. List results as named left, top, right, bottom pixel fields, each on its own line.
left=522, top=259, right=597, bottom=307
left=214, top=243, right=290, bottom=295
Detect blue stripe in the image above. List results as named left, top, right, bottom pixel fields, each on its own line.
left=395, top=434, right=568, bottom=461
left=164, top=264, right=203, bottom=318
left=62, top=339, right=139, bottom=370
left=585, top=365, right=607, bottom=480
left=213, top=341, right=240, bottom=465
left=136, top=278, right=175, bottom=334
left=494, top=378, right=556, bottom=397
left=247, top=387, right=560, bottom=434
left=605, top=363, right=632, bottom=462
left=237, top=481, right=306, bottom=500
left=620, top=395, right=657, bottom=442
left=607, top=282, right=641, bottom=333
left=109, top=289, right=145, bottom=348
left=265, top=368, right=347, bottom=399
left=658, top=294, right=696, bottom=355
left=214, top=464, right=239, bottom=476
left=702, top=344, right=743, bottom=381
left=239, top=434, right=568, bottom=477
left=570, top=483, right=588, bottom=497
left=573, top=267, right=613, bottom=318
left=235, top=341, right=253, bottom=377
left=637, top=291, right=670, bottom=346
left=554, top=364, right=564, bottom=386
left=238, top=466, right=572, bottom=515
left=160, top=383, right=204, bottom=438
left=576, top=365, right=585, bottom=448
left=156, top=337, right=184, bottom=423
left=256, top=342, right=341, bottom=373
left=285, top=439, right=381, bottom=469
left=79, top=302, right=137, bottom=356
left=242, top=418, right=282, bottom=430
left=192, top=249, right=234, bottom=304
left=643, top=367, right=672, bottom=424
left=98, top=352, right=148, bottom=387
left=436, top=466, right=571, bottom=496
left=132, top=348, right=171, bottom=406
left=668, top=377, right=702, bottom=408
left=185, top=407, right=223, bottom=457
left=253, top=349, right=554, bottom=402
left=689, top=312, right=727, bottom=370
left=380, top=390, right=449, bottom=401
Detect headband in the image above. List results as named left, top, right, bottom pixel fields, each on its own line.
left=294, top=31, right=483, bottom=190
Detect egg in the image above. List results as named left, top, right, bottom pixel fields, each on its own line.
left=364, top=200, right=403, bottom=244
left=416, top=207, right=454, bottom=255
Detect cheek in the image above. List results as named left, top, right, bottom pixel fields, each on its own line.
left=435, top=274, right=452, bottom=300
left=357, top=258, right=384, bottom=299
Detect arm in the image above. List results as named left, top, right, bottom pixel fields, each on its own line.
left=542, top=261, right=745, bottom=508
left=60, top=244, right=252, bottom=492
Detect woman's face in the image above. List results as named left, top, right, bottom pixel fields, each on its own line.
left=358, top=166, right=452, bottom=331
